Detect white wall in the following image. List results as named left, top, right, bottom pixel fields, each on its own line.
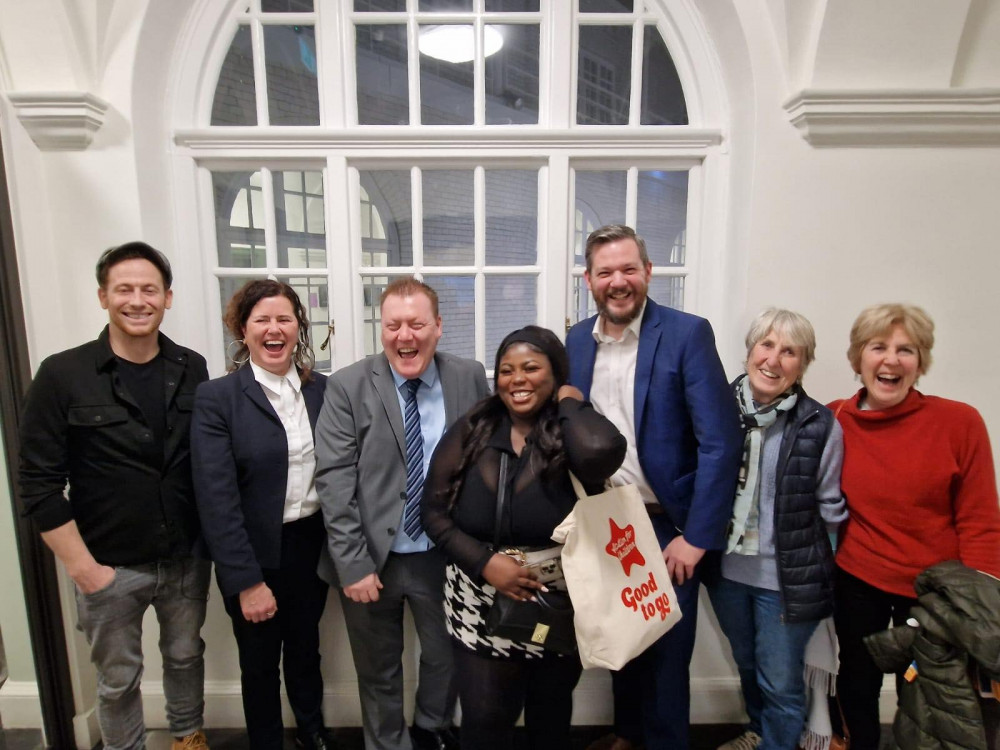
left=1, top=0, right=998, bottom=740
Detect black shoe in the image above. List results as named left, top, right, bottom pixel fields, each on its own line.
left=295, top=727, right=338, bottom=750
left=410, top=725, right=459, bottom=750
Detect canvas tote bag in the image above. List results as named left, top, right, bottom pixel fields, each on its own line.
left=551, top=474, right=682, bottom=670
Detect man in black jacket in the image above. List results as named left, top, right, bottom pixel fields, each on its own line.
left=19, top=242, right=211, bottom=750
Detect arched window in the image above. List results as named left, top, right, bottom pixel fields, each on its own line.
left=176, top=0, right=726, bottom=373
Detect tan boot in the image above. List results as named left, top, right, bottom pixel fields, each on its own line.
left=171, top=729, right=210, bottom=750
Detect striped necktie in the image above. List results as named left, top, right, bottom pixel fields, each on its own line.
left=402, top=378, right=424, bottom=540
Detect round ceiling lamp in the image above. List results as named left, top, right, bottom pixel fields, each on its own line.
left=418, top=25, right=504, bottom=64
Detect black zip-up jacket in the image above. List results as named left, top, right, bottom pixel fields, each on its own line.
left=19, top=326, right=208, bottom=565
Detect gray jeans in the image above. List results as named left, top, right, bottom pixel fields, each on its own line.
left=75, top=557, right=211, bottom=750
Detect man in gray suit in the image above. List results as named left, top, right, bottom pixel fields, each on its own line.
left=315, top=278, right=489, bottom=750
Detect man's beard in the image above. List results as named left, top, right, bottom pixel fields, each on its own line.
left=596, top=291, right=645, bottom=326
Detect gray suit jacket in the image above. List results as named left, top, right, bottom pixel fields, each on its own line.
left=315, top=351, right=489, bottom=588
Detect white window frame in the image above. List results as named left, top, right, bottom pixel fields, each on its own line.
left=169, top=0, right=731, bottom=375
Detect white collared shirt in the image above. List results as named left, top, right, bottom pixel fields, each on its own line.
left=249, top=359, right=320, bottom=522
left=589, top=303, right=657, bottom=504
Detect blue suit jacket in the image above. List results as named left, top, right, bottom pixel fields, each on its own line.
left=565, top=300, right=742, bottom=550
left=191, top=364, right=328, bottom=597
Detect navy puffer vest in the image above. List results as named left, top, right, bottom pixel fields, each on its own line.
left=773, top=390, right=837, bottom=623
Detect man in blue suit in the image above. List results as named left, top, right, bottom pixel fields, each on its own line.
left=566, top=225, right=742, bottom=750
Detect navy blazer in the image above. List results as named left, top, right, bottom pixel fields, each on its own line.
left=191, top=364, right=328, bottom=597
left=565, top=299, right=742, bottom=550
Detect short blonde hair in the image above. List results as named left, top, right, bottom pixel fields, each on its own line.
left=847, top=303, right=934, bottom=375
left=744, top=308, right=817, bottom=373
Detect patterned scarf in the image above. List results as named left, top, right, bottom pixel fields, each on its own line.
left=726, top=374, right=798, bottom=555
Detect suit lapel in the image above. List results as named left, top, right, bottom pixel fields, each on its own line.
left=436, top=354, right=461, bottom=423
left=634, top=302, right=662, bottom=439
left=239, top=365, right=280, bottom=424
left=575, top=326, right=599, bottom=400
left=372, top=354, right=406, bottom=457
left=303, top=374, right=324, bottom=431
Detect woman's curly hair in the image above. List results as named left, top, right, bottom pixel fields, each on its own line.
left=443, top=326, right=569, bottom=511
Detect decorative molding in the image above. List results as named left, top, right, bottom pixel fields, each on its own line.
left=172, top=126, right=724, bottom=159
left=5, top=675, right=900, bottom=731
left=783, top=88, right=1000, bottom=147
left=0, top=680, right=44, bottom=728
left=5, top=92, right=109, bottom=151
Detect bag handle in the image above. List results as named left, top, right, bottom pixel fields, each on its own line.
left=492, top=452, right=511, bottom=550
left=568, top=471, right=588, bottom=501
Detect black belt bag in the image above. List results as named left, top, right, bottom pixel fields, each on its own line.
left=483, top=452, right=577, bottom=655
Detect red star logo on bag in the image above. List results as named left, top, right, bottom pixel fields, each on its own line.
left=605, top=518, right=646, bottom=575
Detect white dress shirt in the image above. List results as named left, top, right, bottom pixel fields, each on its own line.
left=589, top=302, right=657, bottom=504
left=249, top=360, right=320, bottom=522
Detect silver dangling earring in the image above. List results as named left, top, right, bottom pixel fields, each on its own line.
left=227, top=338, right=250, bottom=366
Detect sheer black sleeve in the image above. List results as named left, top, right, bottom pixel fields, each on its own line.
left=558, top=397, right=627, bottom=486
left=421, top=418, right=495, bottom=579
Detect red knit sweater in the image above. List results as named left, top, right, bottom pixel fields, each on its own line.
left=829, top=388, right=1000, bottom=596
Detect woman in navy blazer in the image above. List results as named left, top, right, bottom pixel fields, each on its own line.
left=191, top=280, right=332, bottom=750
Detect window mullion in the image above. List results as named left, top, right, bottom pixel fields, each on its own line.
left=546, top=1, right=573, bottom=128
left=625, top=166, right=638, bottom=229
left=411, top=166, right=424, bottom=271
left=318, top=0, right=347, bottom=127
left=327, top=156, right=356, bottom=365
left=474, top=165, right=486, bottom=363
left=474, top=15, right=485, bottom=127
left=408, top=13, right=421, bottom=125
left=545, top=154, right=571, bottom=336
left=250, top=18, right=269, bottom=126
left=630, top=15, right=644, bottom=127
left=261, top=167, right=279, bottom=270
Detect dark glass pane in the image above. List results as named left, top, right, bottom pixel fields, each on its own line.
left=420, top=26, right=474, bottom=125
left=577, top=26, right=631, bottom=125
left=355, top=0, right=406, bottom=9
left=219, top=276, right=258, bottom=364
left=486, top=276, right=537, bottom=363
left=579, top=0, right=633, bottom=11
left=357, top=25, right=409, bottom=125
left=359, top=171, right=413, bottom=266
left=361, top=274, right=410, bottom=356
left=433, top=275, right=476, bottom=360
left=423, top=170, right=474, bottom=266
left=575, top=171, right=626, bottom=230
left=274, top=170, right=326, bottom=269
left=264, top=25, right=320, bottom=125
left=641, top=26, right=687, bottom=125
left=213, top=172, right=266, bottom=268
left=485, top=0, right=540, bottom=9
left=419, top=0, right=472, bottom=9
left=570, top=276, right=596, bottom=324
left=636, top=170, right=687, bottom=267
left=278, top=275, right=331, bottom=370
left=649, top=276, right=684, bottom=310
left=211, top=25, right=256, bottom=126
left=261, top=0, right=314, bottom=11
left=485, top=170, right=537, bottom=265
left=485, top=25, right=539, bottom=125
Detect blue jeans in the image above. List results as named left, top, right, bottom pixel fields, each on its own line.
left=75, top=557, right=211, bottom=750
left=708, top=577, right=818, bottom=750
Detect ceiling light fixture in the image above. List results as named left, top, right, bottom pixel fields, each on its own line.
left=418, top=25, right=504, bottom=64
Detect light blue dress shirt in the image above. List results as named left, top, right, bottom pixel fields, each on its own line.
left=389, top=359, right=445, bottom=553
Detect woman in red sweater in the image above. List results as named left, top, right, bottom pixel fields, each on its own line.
left=829, top=303, right=1000, bottom=750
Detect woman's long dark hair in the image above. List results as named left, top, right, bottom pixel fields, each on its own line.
left=444, top=326, right=570, bottom=511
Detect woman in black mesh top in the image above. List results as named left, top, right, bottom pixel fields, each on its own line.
left=422, top=325, right=626, bottom=750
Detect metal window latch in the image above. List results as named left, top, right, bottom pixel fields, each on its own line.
left=320, top=321, right=335, bottom=351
